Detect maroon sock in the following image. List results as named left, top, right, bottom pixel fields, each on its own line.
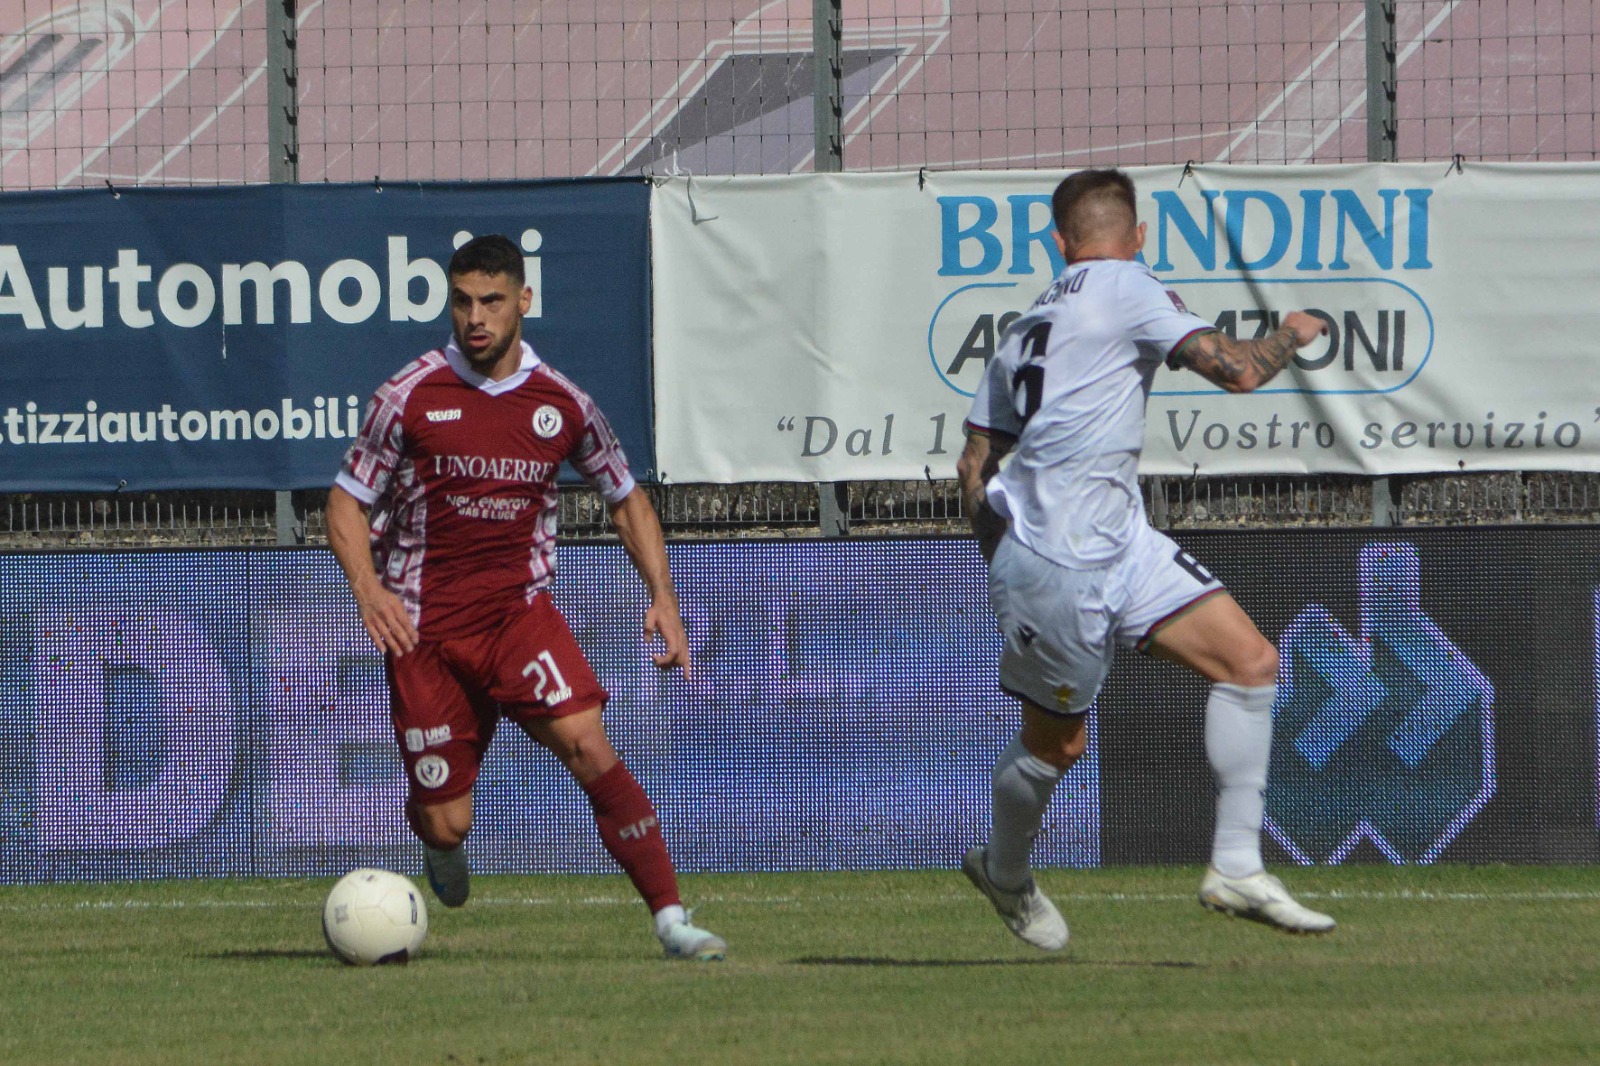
left=583, top=762, right=681, bottom=913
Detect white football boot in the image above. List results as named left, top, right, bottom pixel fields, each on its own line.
left=1198, top=867, right=1336, bottom=934
left=423, top=844, right=471, bottom=909
left=658, top=914, right=728, bottom=961
left=961, top=846, right=1069, bottom=951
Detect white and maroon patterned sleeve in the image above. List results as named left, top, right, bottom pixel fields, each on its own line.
left=335, top=370, right=413, bottom=505
left=570, top=390, right=637, bottom=504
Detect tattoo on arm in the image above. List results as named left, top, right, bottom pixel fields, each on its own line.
left=958, top=435, right=1011, bottom=508
left=957, top=431, right=1014, bottom=560
left=1177, top=325, right=1301, bottom=393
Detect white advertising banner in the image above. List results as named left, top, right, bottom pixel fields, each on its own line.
left=652, top=164, right=1600, bottom=482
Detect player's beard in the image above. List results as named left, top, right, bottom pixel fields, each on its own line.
left=457, top=330, right=515, bottom=371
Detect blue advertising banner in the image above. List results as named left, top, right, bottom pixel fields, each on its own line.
left=0, top=540, right=1098, bottom=883
left=0, top=179, right=652, bottom=490
left=3, top=529, right=1595, bottom=887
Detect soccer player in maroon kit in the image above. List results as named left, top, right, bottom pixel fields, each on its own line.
left=326, top=234, right=726, bottom=960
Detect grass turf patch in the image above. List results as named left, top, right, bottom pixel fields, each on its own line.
left=2, top=865, right=1598, bottom=1065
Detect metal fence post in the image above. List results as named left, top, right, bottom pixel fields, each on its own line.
left=268, top=0, right=304, bottom=545
left=814, top=0, right=847, bottom=534
left=1366, top=0, right=1399, bottom=527
left=813, top=0, right=843, bottom=174
left=1365, top=0, right=1398, bottom=163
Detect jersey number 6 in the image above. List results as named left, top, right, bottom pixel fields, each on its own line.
left=1011, top=321, right=1053, bottom=427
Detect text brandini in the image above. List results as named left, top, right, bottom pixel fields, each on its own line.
left=937, top=188, right=1432, bottom=277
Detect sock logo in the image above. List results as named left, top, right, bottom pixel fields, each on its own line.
left=618, top=814, right=659, bottom=841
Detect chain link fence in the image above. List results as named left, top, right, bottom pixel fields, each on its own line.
left=2, top=1, right=1597, bottom=545
left=11, top=1, right=1596, bottom=186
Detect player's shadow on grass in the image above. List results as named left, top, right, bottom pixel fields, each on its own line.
left=792, top=956, right=1200, bottom=968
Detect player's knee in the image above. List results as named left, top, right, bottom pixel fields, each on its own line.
left=562, top=738, right=620, bottom=783
left=1031, top=738, right=1084, bottom=771
left=536, top=713, right=619, bottom=782
left=424, top=824, right=468, bottom=850
left=409, top=800, right=472, bottom=850
left=1057, top=723, right=1089, bottom=764
left=1232, top=639, right=1279, bottom=688
left=1020, top=708, right=1088, bottom=770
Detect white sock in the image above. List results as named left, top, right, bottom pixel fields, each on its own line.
left=653, top=903, right=687, bottom=938
left=987, top=735, right=1065, bottom=893
left=1205, top=682, right=1275, bottom=879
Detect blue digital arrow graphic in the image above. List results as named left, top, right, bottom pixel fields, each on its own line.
left=1267, top=542, right=1495, bottom=864
left=1361, top=545, right=1492, bottom=770
left=1288, top=606, right=1389, bottom=770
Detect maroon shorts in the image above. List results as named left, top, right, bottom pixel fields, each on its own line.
left=385, top=591, right=607, bottom=805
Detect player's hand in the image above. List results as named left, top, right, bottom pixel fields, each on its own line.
left=643, top=598, right=692, bottom=680
left=971, top=500, right=1008, bottom=563
left=1282, top=311, right=1329, bottom=347
left=353, top=575, right=419, bottom=656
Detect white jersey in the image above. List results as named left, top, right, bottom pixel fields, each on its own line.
left=965, top=258, right=1214, bottom=568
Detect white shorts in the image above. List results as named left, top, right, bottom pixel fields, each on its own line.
left=987, top=525, right=1226, bottom=716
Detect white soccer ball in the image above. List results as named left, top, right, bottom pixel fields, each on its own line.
left=322, top=868, right=429, bottom=966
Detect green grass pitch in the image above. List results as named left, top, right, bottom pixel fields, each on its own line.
left=3, top=865, right=1598, bottom=1065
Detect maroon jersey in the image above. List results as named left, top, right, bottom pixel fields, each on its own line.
left=336, top=340, right=635, bottom=639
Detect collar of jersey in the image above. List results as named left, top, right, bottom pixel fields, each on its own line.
left=442, top=339, right=542, bottom=395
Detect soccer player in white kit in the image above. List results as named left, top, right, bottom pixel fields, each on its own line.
left=957, top=168, right=1335, bottom=948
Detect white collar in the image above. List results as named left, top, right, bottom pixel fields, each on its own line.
left=443, top=339, right=541, bottom=395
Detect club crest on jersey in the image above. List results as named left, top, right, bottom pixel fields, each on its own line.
left=532, top=405, right=563, bottom=438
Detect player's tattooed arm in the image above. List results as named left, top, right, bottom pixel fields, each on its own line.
left=957, top=428, right=1015, bottom=562
left=1173, top=310, right=1328, bottom=393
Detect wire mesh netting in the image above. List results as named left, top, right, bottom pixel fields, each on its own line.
left=7, top=1, right=1596, bottom=187
left=2, top=1, right=1597, bottom=543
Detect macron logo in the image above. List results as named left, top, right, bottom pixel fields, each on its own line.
left=426, top=409, right=462, bottom=423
